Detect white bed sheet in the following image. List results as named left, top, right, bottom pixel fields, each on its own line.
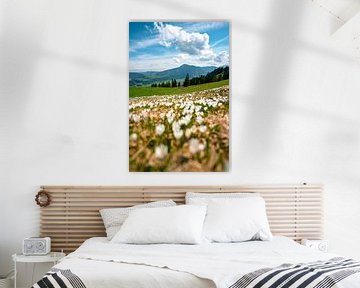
left=55, top=258, right=214, bottom=288
left=55, top=237, right=214, bottom=288
left=54, top=236, right=360, bottom=288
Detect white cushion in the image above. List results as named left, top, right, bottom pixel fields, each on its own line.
left=202, top=197, right=272, bottom=243
left=111, top=205, right=207, bottom=244
left=186, top=192, right=259, bottom=204
left=100, top=200, right=176, bottom=240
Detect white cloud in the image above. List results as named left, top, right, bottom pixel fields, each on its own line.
left=154, top=22, right=229, bottom=67
left=144, top=24, right=155, bottom=34
left=173, top=53, right=190, bottom=63
left=173, top=50, right=229, bottom=67
left=214, top=51, right=229, bottom=64
left=129, top=37, right=158, bottom=52
left=130, top=54, right=180, bottom=72
left=185, top=22, right=227, bottom=33
left=154, top=22, right=212, bottom=56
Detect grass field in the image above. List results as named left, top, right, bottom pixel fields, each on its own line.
left=129, top=85, right=229, bottom=172
left=129, top=79, right=229, bottom=98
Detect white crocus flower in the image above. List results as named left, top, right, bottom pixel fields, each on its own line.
left=132, top=114, right=140, bottom=122
left=196, top=116, right=204, bottom=124
left=155, top=124, right=165, bottom=136
left=189, top=138, right=201, bottom=154
left=173, top=129, right=183, bottom=139
left=130, top=133, right=138, bottom=141
left=184, top=114, right=192, bottom=125
left=199, top=141, right=206, bottom=151
left=141, top=111, right=148, bottom=118
left=172, top=121, right=180, bottom=132
left=166, top=110, right=175, bottom=124
left=167, top=115, right=174, bottom=124
left=155, top=144, right=168, bottom=159
left=199, top=125, right=207, bottom=133
left=172, top=121, right=183, bottom=139
left=179, top=114, right=192, bottom=126
left=185, top=128, right=192, bottom=139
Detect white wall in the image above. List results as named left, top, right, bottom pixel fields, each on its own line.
left=1, top=0, right=360, bottom=285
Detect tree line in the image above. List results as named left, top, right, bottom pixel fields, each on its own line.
left=150, top=66, right=229, bottom=88
left=151, top=79, right=180, bottom=88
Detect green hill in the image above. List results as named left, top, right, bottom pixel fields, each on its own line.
left=129, top=64, right=216, bottom=86
left=129, top=79, right=229, bottom=98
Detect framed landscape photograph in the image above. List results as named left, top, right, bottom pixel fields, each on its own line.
left=129, top=21, right=230, bottom=172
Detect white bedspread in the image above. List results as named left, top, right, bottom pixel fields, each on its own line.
left=54, top=237, right=360, bottom=288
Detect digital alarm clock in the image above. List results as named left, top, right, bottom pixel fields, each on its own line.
left=23, top=237, right=51, bottom=255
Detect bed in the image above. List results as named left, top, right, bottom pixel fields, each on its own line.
left=33, top=185, right=360, bottom=288
left=33, top=236, right=360, bottom=288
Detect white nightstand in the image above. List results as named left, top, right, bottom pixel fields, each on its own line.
left=301, top=239, right=328, bottom=252
left=12, top=252, right=65, bottom=288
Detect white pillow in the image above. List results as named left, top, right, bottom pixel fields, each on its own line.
left=100, top=200, right=176, bottom=240
left=202, top=197, right=272, bottom=243
left=111, top=205, right=207, bottom=244
left=186, top=192, right=259, bottom=204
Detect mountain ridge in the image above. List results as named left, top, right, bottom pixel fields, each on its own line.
left=129, top=64, right=217, bottom=86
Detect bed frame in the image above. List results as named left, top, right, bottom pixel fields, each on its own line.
left=39, top=184, right=323, bottom=253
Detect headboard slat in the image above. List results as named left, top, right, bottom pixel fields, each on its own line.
left=40, top=184, right=323, bottom=253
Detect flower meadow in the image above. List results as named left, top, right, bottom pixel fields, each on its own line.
left=129, top=85, right=229, bottom=172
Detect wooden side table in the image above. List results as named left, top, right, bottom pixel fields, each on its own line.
left=12, top=252, right=65, bottom=288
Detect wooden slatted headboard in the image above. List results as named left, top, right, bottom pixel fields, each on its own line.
left=39, top=184, right=323, bottom=253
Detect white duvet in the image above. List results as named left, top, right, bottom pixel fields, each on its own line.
left=54, top=237, right=360, bottom=288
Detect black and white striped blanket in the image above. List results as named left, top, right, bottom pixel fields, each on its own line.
left=32, top=258, right=360, bottom=288
left=32, top=268, right=86, bottom=288
left=230, top=257, right=360, bottom=288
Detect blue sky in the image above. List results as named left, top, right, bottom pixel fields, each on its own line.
left=129, top=21, right=229, bottom=72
